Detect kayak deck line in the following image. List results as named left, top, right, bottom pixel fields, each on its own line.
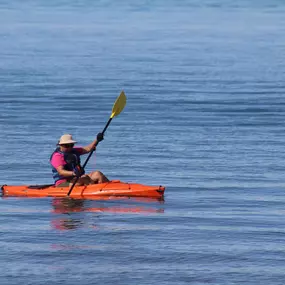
left=1, top=180, right=165, bottom=199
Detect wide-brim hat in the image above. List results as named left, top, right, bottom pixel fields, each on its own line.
left=58, top=134, right=77, bottom=145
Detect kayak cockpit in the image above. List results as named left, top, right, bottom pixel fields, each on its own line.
left=27, top=184, right=55, bottom=189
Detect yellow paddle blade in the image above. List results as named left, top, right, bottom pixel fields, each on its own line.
left=110, top=90, right=127, bottom=118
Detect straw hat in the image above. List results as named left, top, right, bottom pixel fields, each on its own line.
left=58, top=134, right=77, bottom=145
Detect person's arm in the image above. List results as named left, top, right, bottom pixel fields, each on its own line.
left=81, top=139, right=97, bottom=155
left=56, top=165, right=76, bottom=178
left=51, top=152, right=77, bottom=177
left=81, top=133, right=104, bottom=155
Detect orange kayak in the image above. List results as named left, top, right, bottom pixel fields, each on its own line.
left=1, top=180, right=165, bottom=199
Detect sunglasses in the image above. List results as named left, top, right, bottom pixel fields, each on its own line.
left=61, top=143, right=74, bottom=148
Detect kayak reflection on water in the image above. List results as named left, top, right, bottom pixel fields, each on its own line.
left=51, top=197, right=165, bottom=231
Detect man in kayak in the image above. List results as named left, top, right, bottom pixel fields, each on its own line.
left=50, top=133, right=109, bottom=187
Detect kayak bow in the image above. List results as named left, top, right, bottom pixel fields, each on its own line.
left=1, top=180, right=165, bottom=199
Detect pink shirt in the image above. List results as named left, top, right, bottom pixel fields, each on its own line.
left=51, top=147, right=84, bottom=186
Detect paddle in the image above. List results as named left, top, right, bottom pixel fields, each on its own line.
left=67, top=91, right=127, bottom=196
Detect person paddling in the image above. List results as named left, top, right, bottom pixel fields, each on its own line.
left=50, top=133, right=109, bottom=187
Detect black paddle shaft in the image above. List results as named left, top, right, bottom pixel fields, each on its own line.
left=67, top=117, right=113, bottom=196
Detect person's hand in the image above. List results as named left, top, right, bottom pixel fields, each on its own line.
left=97, top=132, right=104, bottom=142
left=73, top=166, right=82, bottom=178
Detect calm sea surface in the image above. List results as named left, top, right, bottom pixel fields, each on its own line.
left=1, top=1, right=285, bottom=284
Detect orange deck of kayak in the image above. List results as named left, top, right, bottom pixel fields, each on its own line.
left=1, top=180, right=165, bottom=199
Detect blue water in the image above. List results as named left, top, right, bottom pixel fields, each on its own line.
left=1, top=1, right=285, bottom=284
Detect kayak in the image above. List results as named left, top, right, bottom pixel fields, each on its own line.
left=1, top=181, right=165, bottom=199
left=1, top=180, right=165, bottom=199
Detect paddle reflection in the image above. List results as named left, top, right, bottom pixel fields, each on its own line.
left=51, top=197, right=164, bottom=231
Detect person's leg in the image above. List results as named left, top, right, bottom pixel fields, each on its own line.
left=56, top=179, right=89, bottom=187
left=66, top=176, right=92, bottom=187
left=87, top=170, right=109, bottom=184
left=56, top=172, right=108, bottom=187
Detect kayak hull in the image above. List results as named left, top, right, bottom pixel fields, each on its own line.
left=1, top=180, right=165, bottom=199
